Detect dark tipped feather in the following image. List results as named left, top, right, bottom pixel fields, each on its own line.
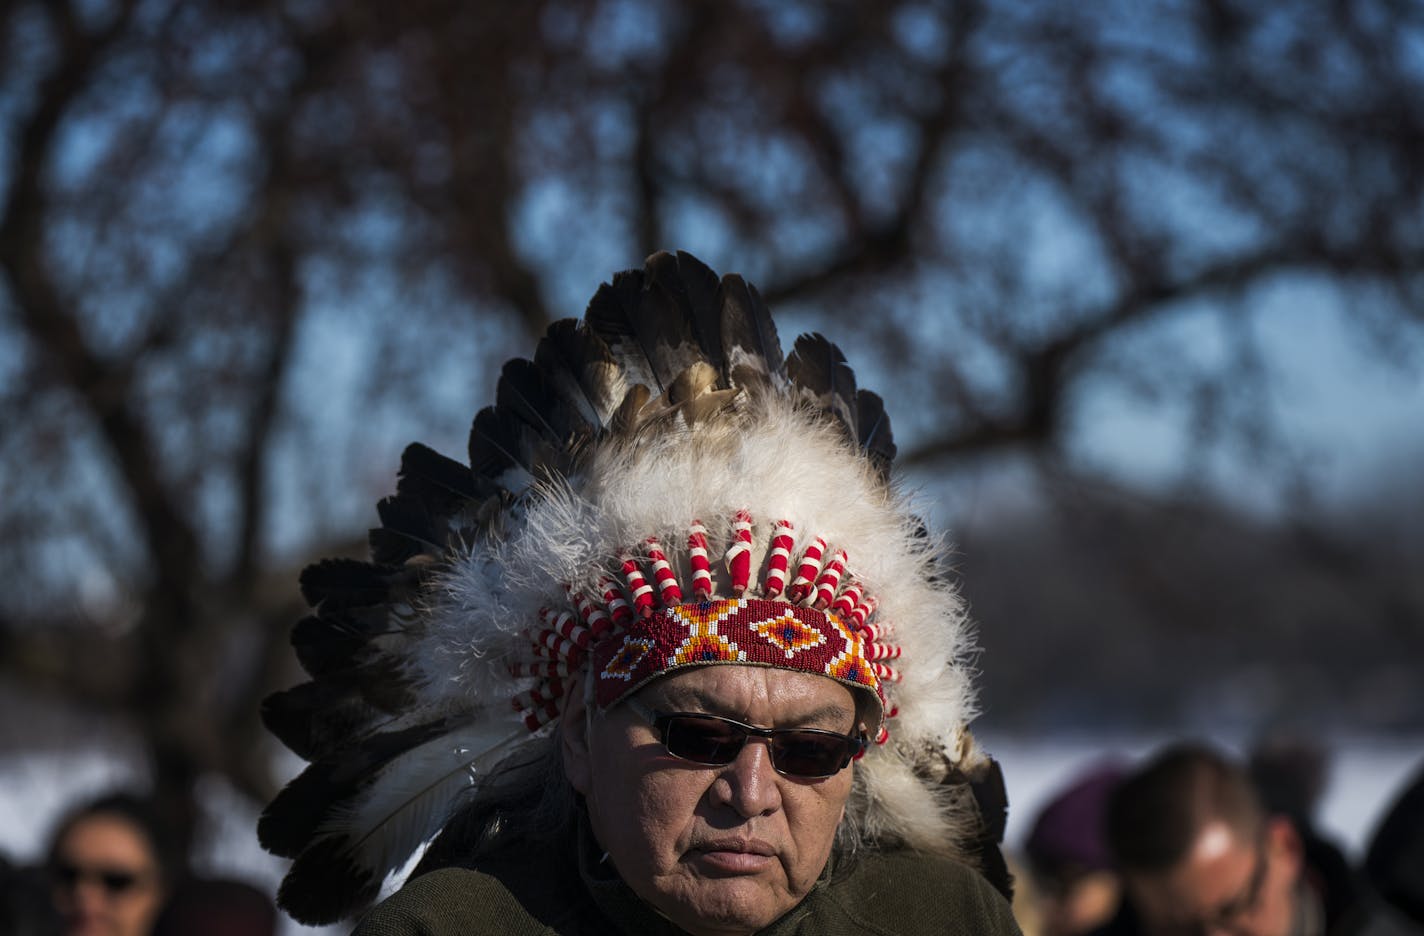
left=259, top=761, right=334, bottom=860
left=586, top=257, right=706, bottom=394
left=533, top=319, right=624, bottom=429
left=785, top=332, right=858, bottom=444
left=367, top=527, right=429, bottom=567
left=584, top=272, right=659, bottom=391
left=299, top=559, right=400, bottom=610
left=261, top=679, right=382, bottom=767
left=370, top=494, right=442, bottom=566
left=290, top=611, right=418, bottom=713
left=467, top=406, right=534, bottom=496
left=718, top=274, right=785, bottom=388
left=394, top=443, right=476, bottom=513
left=290, top=607, right=394, bottom=678
left=496, top=358, right=573, bottom=447
left=352, top=658, right=420, bottom=714
left=276, top=835, right=379, bottom=925
left=855, top=389, right=897, bottom=481
left=672, top=250, right=726, bottom=374
left=642, top=251, right=725, bottom=378
left=484, top=359, right=581, bottom=485
left=265, top=674, right=416, bottom=771
left=259, top=717, right=459, bottom=859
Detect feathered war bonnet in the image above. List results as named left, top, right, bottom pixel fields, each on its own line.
left=259, top=251, right=1010, bottom=924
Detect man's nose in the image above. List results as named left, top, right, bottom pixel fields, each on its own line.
left=710, top=737, right=784, bottom=817
left=70, top=878, right=112, bottom=911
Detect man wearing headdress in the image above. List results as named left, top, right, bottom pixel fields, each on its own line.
left=260, top=252, right=1021, bottom=934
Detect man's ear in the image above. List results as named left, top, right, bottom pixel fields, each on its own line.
left=561, top=673, right=593, bottom=796
left=1266, top=815, right=1304, bottom=876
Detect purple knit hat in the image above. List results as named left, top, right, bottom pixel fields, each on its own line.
left=1025, top=761, right=1127, bottom=877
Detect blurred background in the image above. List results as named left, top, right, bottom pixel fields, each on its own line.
left=2, top=0, right=1421, bottom=931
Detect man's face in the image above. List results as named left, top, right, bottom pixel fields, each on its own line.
left=1125, top=817, right=1303, bottom=936
left=567, top=665, right=861, bottom=936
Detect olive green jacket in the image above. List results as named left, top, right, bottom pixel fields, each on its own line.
left=353, top=837, right=1021, bottom=936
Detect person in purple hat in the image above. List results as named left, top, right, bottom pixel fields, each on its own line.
left=1025, top=762, right=1128, bottom=936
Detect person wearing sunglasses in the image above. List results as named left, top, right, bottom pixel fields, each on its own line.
left=45, top=792, right=174, bottom=936
left=263, top=252, right=1020, bottom=934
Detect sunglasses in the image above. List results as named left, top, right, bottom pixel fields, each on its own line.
left=51, top=862, right=151, bottom=895
left=625, top=698, right=867, bottom=779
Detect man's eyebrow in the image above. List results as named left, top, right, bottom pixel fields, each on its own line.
left=647, top=687, right=855, bottom=728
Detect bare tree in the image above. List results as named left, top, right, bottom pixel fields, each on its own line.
left=2, top=0, right=1421, bottom=858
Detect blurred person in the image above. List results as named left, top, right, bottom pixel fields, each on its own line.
left=1011, top=851, right=1047, bottom=936
left=1364, top=760, right=1424, bottom=930
left=1025, top=761, right=1127, bottom=936
left=151, top=877, right=276, bottom=936
left=1, top=853, right=63, bottom=936
left=1250, top=736, right=1360, bottom=924
left=1092, top=742, right=1388, bottom=936
left=45, top=792, right=176, bottom=936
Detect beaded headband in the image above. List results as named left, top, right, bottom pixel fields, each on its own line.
left=511, top=514, right=902, bottom=741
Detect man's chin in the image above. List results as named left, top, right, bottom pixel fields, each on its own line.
left=67, top=920, right=113, bottom=936
left=654, top=876, right=797, bottom=936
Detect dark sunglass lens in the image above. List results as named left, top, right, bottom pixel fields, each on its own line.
left=51, top=864, right=142, bottom=893
left=100, top=872, right=139, bottom=893
left=665, top=716, right=745, bottom=764
left=771, top=732, right=851, bottom=777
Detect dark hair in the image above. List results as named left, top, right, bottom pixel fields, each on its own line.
left=1249, top=736, right=1327, bottom=827
left=1106, top=742, right=1264, bottom=873
left=46, top=791, right=183, bottom=889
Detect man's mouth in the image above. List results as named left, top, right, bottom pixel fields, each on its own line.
left=690, top=838, right=777, bottom=874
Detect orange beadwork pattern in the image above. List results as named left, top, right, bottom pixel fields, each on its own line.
left=592, top=598, right=882, bottom=709
left=827, top=648, right=878, bottom=687
left=671, top=632, right=745, bottom=665
left=750, top=610, right=828, bottom=658
left=513, top=515, right=900, bottom=744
